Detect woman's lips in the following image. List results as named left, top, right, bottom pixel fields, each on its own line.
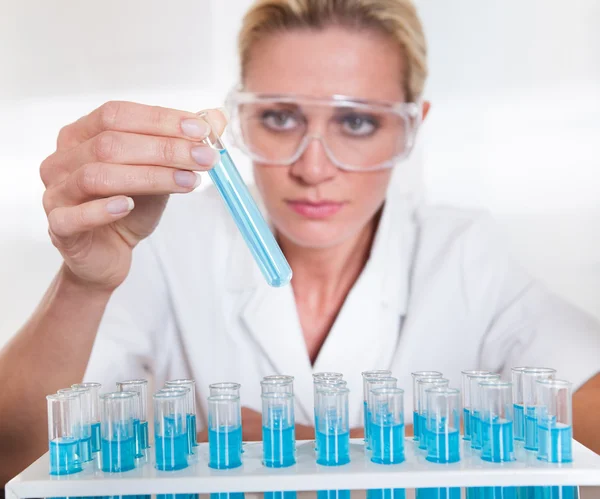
left=286, top=200, right=345, bottom=219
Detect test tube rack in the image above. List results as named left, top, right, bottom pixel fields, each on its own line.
left=6, top=438, right=600, bottom=498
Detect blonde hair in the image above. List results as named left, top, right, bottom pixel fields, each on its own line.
left=239, top=0, right=428, bottom=102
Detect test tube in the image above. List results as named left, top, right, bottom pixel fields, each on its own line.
left=411, top=371, right=443, bottom=441
left=362, top=370, right=392, bottom=442
left=165, top=379, right=199, bottom=450
left=365, top=376, right=397, bottom=448
left=57, top=387, right=93, bottom=463
left=261, top=375, right=295, bottom=394
left=469, top=373, right=500, bottom=450
left=209, top=382, right=241, bottom=396
left=199, top=112, right=292, bottom=288
left=510, top=367, right=530, bottom=442
left=536, top=379, right=573, bottom=463
left=460, top=370, right=489, bottom=441
left=100, top=392, right=136, bottom=472
left=158, top=386, right=193, bottom=457
left=479, top=381, right=514, bottom=462
left=417, top=377, right=449, bottom=450
left=262, top=392, right=296, bottom=467
left=424, top=387, right=460, bottom=463
left=47, top=392, right=83, bottom=475
left=153, top=390, right=189, bottom=471
left=370, top=387, right=405, bottom=464
left=117, top=379, right=150, bottom=456
left=522, top=368, right=556, bottom=451
left=314, top=379, right=348, bottom=452
left=315, top=387, right=350, bottom=466
left=72, top=382, right=102, bottom=453
left=208, top=394, right=243, bottom=469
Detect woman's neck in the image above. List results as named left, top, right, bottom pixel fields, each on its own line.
left=278, top=211, right=381, bottom=363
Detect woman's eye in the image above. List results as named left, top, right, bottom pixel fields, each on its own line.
left=261, top=110, right=300, bottom=131
left=340, top=114, right=379, bottom=137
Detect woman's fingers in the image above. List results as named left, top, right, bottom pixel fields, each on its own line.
left=47, top=196, right=135, bottom=239
left=44, top=163, right=202, bottom=210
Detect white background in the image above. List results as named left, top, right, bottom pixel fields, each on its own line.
left=1, top=0, right=599, bottom=351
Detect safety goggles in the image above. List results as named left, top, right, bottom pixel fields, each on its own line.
left=225, top=89, right=422, bottom=172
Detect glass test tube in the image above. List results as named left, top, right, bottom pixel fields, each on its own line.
left=153, top=390, right=189, bottom=471
left=522, top=368, right=556, bottom=451
left=370, top=387, right=405, bottom=464
left=510, top=367, right=530, bottom=442
left=460, top=370, right=489, bottom=441
left=209, top=382, right=241, bottom=396
left=100, top=392, right=136, bottom=472
left=362, top=370, right=392, bottom=442
left=536, top=379, right=573, bottom=463
left=468, top=373, right=500, bottom=450
left=208, top=394, right=243, bottom=469
left=158, top=386, right=192, bottom=455
left=165, top=379, right=199, bottom=450
left=47, top=392, right=83, bottom=475
left=72, top=382, right=102, bottom=453
left=199, top=112, right=292, bottom=288
left=314, top=379, right=347, bottom=451
left=57, top=387, right=93, bottom=463
left=424, top=387, right=460, bottom=464
left=117, top=379, right=150, bottom=455
left=261, top=375, right=295, bottom=394
left=365, top=376, right=397, bottom=448
left=479, top=381, right=514, bottom=462
left=262, top=392, right=296, bottom=468
left=417, top=378, right=449, bottom=450
left=316, top=387, right=350, bottom=466
left=411, top=371, right=443, bottom=441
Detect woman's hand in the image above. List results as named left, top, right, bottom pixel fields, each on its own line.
left=40, top=101, right=226, bottom=291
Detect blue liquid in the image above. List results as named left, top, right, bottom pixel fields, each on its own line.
left=418, top=414, right=428, bottom=450
left=133, top=419, right=143, bottom=458
left=370, top=422, right=405, bottom=464
left=364, top=401, right=369, bottom=442
left=80, top=435, right=93, bottom=463
left=101, top=436, right=136, bottom=472
left=140, top=420, right=149, bottom=449
left=91, top=421, right=101, bottom=453
left=514, top=404, right=524, bottom=441
left=210, top=148, right=292, bottom=287
left=187, top=413, right=198, bottom=448
left=413, top=410, right=420, bottom=440
left=531, top=487, right=578, bottom=499
left=158, top=495, right=199, bottom=499
left=463, top=408, right=472, bottom=440
left=426, top=429, right=460, bottom=464
left=265, top=493, right=297, bottom=499
left=49, top=437, right=82, bottom=475
left=481, top=419, right=514, bottom=462
left=209, top=425, right=243, bottom=469
left=537, top=423, right=572, bottom=463
left=524, top=407, right=539, bottom=451
left=317, top=491, right=351, bottom=499
left=316, top=430, right=350, bottom=466
left=367, top=489, right=406, bottom=499
left=471, top=411, right=483, bottom=450
left=479, top=487, right=517, bottom=499
left=210, top=494, right=245, bottom=499
left=155, top=432, right=188, bottom=471
left=314, top=411, right=319, bottom=451
left=263, top=425, right=295, bottom=467
left=416, top=488, right=461, bottom=499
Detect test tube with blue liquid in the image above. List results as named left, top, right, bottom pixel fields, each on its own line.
left=199, top=112, right=292, bottom=288
left=159, top=386, right=193, bottom=457
left=208, top=393, right=243, bottom=469
left=461, top=370, right=489, bottom=441
left=313, top=373, right=344, bottom=448
left=415, top=387, right=460, bottom=499
left=100, top=392, right=136, bottom=473
left=72, top=382, right=102, bottom=454
left=523, top=368, right=556, bottom=452
left=362, top=370, right=392, bottom=443
left=468, top=373, right=500, bottom=450
left=511, top=367, right=530, bottom=442
left=365, top=376, right=397, bottom=449
left=118, top=379, right=150, bottom=457
left=416, top=377, right=449, bottom=450
left=154, top=390, right=189, bottom=471
left=411, top=371, right=442, bottom=441
left=57, top=387, right=94, bottom=464
left=165, top=379, right=199, bottom=452
left=314, top=378, right=347, bottom=452
left=47, top=392, right=83, bottom=476
left=367, top=387, right=406, bottom=499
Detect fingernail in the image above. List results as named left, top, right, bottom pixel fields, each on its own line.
left=181, top=118, right=211, bottom=139
left=191, top=146, right=219, bottom=166
left=106, top=197, right=134, bottom=215
left=174, top=170, right=201, bottom=189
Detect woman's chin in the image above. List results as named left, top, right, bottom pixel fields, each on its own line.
left=276, top=223, right=352, bottom=250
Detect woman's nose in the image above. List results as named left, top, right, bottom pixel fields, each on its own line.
left=289, top=136, right=338, bottom=185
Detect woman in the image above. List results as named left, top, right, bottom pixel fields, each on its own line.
left=1, top=0, right=599, bottom=485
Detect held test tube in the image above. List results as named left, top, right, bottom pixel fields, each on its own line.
left=199, top=112, right=292, bottom=288
left=417, top=378, right=449, bottom=450
left=154, top=390, right=189, bottom=471
left=208, top=394, right=243, bottom=469
left=72, top=382, right=102, bottom=453
left=100, top=392, right=136, bottom=473
left=411, top=371, right=443, bottom=441
left=522, top=368, right=556, bottom=451
left=468, top=373, right=500, bottom=449
left=165, top=379, right=199, bottom=451
left=117, top=379, right=150, bottom=456
left=460, top=370, right=489, bottom=441
left=47, top=392, right=83, bottom=475
left=57, top=387, right=93, bottom=463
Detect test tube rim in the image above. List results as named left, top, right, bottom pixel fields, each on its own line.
left=424, top=386, right=460, bottom=396
left=371, top=387, right=404, bottom=396
left=263, top=374, right=294, bottom=381
left=100, top=391, right=136, bottom=401
left=522, top=367, right=556, bottom=375
left=261, top=391, right=294, bottom=401
left=153, top=390, right=187, bottom=400
left=315, top=379, right=348, bottom=389
left=72, top=382, right=102, bottom=389
left=362, top=370, right=393, bottom=377
left=116, top=379, right=148, bottom=387
left=57, top=387, right=90, bottom=395
left=478, top=380, right=511, bottom=389
left=46, top=392, right=78, bottom=401
left=461, top=370, right=491, bottom=377
left=536, top=378, right=572, bottom=389
left=416, top=376, right=449, bottom=386
left=209, top=382, right=242, bottom=390
left=412, top=370, right=443, bottom=378
left=208, top=393, right=240, bottom=402
left=165, top=378, right=195, bottom=386
left=511, top=366, right=533, bottom=373
left=159, top=386, right=191, bottom=394
left=261, top=378, right=293, bottom=386
left=366, top=375, right=398, bottom=384
left=316, top=386, right=350, bottom=396
left=313, top=372, right=344, bottom=379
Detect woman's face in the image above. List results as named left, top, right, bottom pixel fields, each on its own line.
left=244, top=26, right=408, bottom=250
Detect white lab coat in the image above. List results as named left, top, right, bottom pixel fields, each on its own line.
left=85, top=186, right=600, bottom=430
